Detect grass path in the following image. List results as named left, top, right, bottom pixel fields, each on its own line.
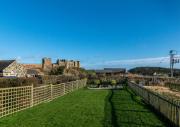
left=0, top=88, right=109, bottom=127
left=110, top=89, right=169, bottom=127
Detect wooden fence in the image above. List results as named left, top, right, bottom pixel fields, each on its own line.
left=128, top=82, right=180, bottom=127
left=0, top=79, right=87, bottom=118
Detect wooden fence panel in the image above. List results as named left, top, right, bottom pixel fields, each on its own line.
left=0, top=86, right=31, bottom=118
left=52, top=83, right=65, bottom=99
left=65, top=82, right=71, bottom=94
left=72, top=81, right=76, bottom=90
left=33, top=85, right=51, bottom=106
left=0, top=79, right=87, bottom=118
left=129, top=82, right=180, bottom=127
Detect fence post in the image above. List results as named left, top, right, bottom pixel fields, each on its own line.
left=176, top=102, right=179, bottom=126
left=31, top=84, right=33, bottom=107
left=178, top=102, right=180, bottom=126
left=84, top=79, right=86, bottom=87
left=78, top=81, right=79, bottom=89
left=64, top=83, right=66, bottom=95
left=50, top=84, right=53, bottom=100
left=76, top=81, right=78, bottom=90
left=0, top=89, right=3, bottom=118
left=72, top=82, right=74, bottom=91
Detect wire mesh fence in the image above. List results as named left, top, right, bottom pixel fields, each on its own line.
left=0, top=79, right=87, bottom=118
left=129, top=82, right=180, bottom=127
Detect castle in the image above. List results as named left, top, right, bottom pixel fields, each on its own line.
left=24, top=58, right=80, bottom=76
left=42, top=58, right=80, bottom=72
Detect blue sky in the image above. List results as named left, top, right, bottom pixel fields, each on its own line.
left=0, top=0, right=180, bottom=69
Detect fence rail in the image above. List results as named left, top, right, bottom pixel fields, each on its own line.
left=128, top=82, right=180, bottom=127
left=0, top=79, right=87, bottom=118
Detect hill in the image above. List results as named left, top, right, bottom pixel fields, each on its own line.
left=128, top=67, right=180, bottom=77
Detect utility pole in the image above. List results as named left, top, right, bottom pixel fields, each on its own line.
left=169, top=50, right=177, bottom=78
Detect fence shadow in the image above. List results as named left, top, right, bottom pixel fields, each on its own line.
left=103, top=90, right=117, bottom=127
left=103, top=88, right=172, bottom=127
left=127, top=88, right=173, bottom=127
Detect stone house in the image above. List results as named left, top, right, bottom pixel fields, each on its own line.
left=0, top=60, right=27, bottom=77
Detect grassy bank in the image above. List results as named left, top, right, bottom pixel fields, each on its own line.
left=0, top=89, right=109, bottom=127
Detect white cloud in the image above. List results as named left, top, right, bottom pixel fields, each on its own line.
left=15, top=56, right=22, bottom=62
left=82, top=56, right=175, bottom=69
left=104, top=56, right=170, bottom=65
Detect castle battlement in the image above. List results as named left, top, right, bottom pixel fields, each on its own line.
left=42, top=58, right=80, bottom=72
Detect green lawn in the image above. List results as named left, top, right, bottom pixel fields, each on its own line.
left=0, top=88, right=170, bottom=127
left=110, top=89, right=169, bottom=127
left=0, top=88, right=109, bottom=127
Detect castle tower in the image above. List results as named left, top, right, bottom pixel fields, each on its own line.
left=74, top=61, right=76, bottom=67
left=57, top=59, right=60, bottom=65
left=73, top=61, right=78, bottom=68
left=42, top=58, right=52, bottom=72
left=77, top=61, right=80, bottom=68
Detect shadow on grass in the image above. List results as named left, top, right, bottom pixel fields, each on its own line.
left=103, top=88, right=173, bottom=127
left=126, top=88, right=176, bottom=127
left=103, top=90, right=117, bottom=127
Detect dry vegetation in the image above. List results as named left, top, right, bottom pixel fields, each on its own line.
left=145, top=86, right=180, bottom=100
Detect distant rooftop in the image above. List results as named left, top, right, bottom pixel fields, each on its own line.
left=104, top=68, right=126, bottom=71
left=95, top=68, right=126, bottom=73
left=0, top=60, right=16, bottom=72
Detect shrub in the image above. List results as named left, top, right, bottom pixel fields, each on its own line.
left=94, top=79, right=100, bottom=86
left=41, top=75, right=80, bottom=84
left=49, top=67, right=65, bottom=75
left=135, top=80, right=140, bottom=84
left=0, top=77, right=40, bottom=88
left=110, top=80, right=117, bottom=86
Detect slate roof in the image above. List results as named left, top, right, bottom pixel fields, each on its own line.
left=95, top=68, right=126, bottom=73
left=0, top=60, right=15, bottom=73
left=104, top=68, right=126, bottom=71
left=27, top=69, right=44, bottom=75
left=27, top=69, right=39, bottom=75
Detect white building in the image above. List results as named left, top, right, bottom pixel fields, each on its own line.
left=0, top=60, right=27, bottom=77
